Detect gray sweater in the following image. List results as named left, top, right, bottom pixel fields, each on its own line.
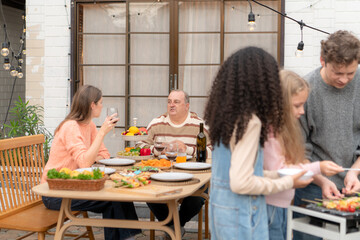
left=300, top=67, right=360, bottom=189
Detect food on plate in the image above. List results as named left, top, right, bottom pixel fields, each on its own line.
left=118, top=147, right=141, bottom=156
left=117, top=146, right=152, bottom=157
left=117, top=146, right=151, bottom=156
left=127, top=166, right=159, bottom=173
left=110, top=173, right=151, bottom=188
left=318, top=196, right=360, bottom=212
left=121, top=126, right=148, bottom=136
left=47, top=168, right=104, bottom=180
left=140, top=147, right=151, bottom=156
left=138, top=159, right=171, bottom=168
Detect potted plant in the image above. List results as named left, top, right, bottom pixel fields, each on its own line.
left=3, top=96, right=53, bottom=161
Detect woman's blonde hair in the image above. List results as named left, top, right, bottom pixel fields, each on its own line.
left=279, top=70, right=309, bottom=164
left=55, top=85, right=102, bottom=134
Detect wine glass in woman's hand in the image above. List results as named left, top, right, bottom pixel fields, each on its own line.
left=107, top=107, right=118, bottom=138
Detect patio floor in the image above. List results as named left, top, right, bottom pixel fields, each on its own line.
left=0, top=215, right=207, bottom=240
left=0, top=227, right=204, bottom=240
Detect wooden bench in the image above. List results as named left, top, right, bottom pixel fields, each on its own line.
left=0, top=134, right=94, bottom=240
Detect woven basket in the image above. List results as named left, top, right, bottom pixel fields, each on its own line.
left=47, top=177, right=106, bottom=191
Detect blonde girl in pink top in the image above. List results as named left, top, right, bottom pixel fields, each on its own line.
left=264, top=70, right=343, bottom=240
left=41, top=85, right=140, bottom=240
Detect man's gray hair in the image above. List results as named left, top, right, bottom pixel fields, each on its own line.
left=170, top=90, right=189, bottom=104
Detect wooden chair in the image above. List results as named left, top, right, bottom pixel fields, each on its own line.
left=0, top=134, right=95, bottom=240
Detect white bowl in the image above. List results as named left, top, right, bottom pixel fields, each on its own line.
left=277, top=168, right=314, bottom=180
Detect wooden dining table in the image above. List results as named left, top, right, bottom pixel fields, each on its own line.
left=32, top=170, right=210, bottom=240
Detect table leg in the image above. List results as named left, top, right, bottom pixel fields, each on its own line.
left=54, top=198, right=71, bottom=240
left=167, top=200, right=181, bottom=240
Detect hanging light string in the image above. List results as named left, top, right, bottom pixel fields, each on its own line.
left=64, top=0, right=71, bottom=111
left=0, top=0, right=25, bottom=135
left=0, top=0, right=11, bottom=52
left=286, top=0, right=323, bottom=14
left=0, top=0, right=26, bottom=77
left=247, top=0, right=253, bottom=13
left=2, top=76, right=17, bottom=136
left=250, top=0, right=330, bottom=35
left=232, top=0, right=323, bottom=16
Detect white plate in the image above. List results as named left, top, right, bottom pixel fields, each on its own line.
left=150, top=172, right=193, bottom=182
left=159, top=155, right=193, bottom=160
left=76, top=167, right=116, bottom=175
left=174, top=162, right=211, bottom=170
left=277, top=168, right=314, bottom=181
left=121, top=135, right=148, bottom=141
left=98, top=158, right=135, bottom=166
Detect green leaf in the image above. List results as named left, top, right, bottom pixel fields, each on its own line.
left=2, top=96, right=54, bottom=162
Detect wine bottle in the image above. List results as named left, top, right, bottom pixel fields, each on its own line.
left=196, top=123, right=207, bottom=162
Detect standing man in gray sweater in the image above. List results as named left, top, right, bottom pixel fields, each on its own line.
left=294, top=30, right=360, bottom=240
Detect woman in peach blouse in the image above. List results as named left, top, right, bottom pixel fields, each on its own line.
left=41, top=85, right=140, bottom=240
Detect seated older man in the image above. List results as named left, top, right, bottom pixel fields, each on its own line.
left=137, top=90, right=212, bottom=234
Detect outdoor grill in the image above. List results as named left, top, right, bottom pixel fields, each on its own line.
left=287, top=205, right=360, bottom=240
left=305, top=203, right=360, bottom=233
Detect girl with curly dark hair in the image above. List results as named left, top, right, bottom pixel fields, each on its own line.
left=205, top=47, right=312, bottom=240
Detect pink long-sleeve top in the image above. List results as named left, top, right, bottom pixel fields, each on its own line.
left=41, top=120, right=110, bottom=183
left=263, top=133, right=321, bottom=208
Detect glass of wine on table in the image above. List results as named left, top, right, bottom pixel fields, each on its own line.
left=154, top=136, right=165, bottom=157
left=165, top=142, right=178, bottom=171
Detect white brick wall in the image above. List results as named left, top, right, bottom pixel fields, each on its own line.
left=284, top=0, right=360, bottom=76
left=26, top=0, right=71, bottom=134
left=26, top=0, right=360, bottom=134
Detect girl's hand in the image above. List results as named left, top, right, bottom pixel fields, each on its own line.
left=99, top=114, right=119, bottom=136
left=320, top=161, right=344, bottom=176
left=291, top=170, right=313, bottom=189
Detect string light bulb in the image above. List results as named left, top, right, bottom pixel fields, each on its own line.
left=248, top=12, right=256, bottom=31
left=3, top=58, right=10, bottom=70
left=3, top=57, right=10, bottom=70
left=1, top=42, right=10, bottom=56
left=295, top=41, right=304, bottom=57
left=295, top=20, right=305, bottom=57
left=247, top=0, right=256, bottom=31
left=10, top=66, right=18, bottom=77
left=17, top=67, right=23, bottom=78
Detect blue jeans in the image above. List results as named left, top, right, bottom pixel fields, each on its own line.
left=267, top=205, right=287, bottom=240
left=147, top=196, right=205, bottom=226
left=293, top=183, right=323, bottom=240
left=42, top=197, right=141, bottom=240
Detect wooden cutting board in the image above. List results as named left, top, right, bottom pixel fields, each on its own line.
left=105, top=181, right=182, bottom=197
